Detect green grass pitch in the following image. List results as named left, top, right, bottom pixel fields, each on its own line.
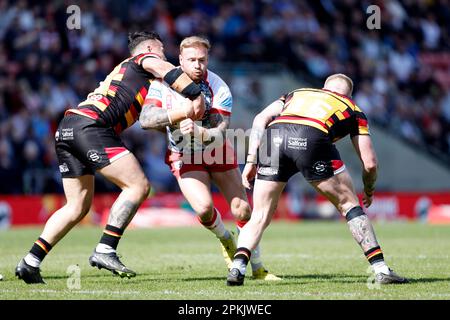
left=0, top=221, right=449, bottom=300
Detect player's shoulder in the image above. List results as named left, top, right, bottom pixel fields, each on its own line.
left=132, top=52, right=161, bottom=66
left=205, top=69, right=230, bottom=92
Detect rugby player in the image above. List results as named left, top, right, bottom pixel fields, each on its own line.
left=15, top=31, right=205, bottom=284
left=140, top=36, right=279, bottom=280
left=226, top=74, right=408, bottom=286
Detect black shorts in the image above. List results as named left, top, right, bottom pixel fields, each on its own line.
left=257, top=123, right=345, bottom=182
left=55, top=113, right=130, bottom=178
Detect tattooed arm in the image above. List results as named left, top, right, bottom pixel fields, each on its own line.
left=139, top=104, right=172, bottom=130
left=140, top=96, right=205, bottom=131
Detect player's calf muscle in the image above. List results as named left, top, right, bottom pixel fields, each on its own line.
left=108, top=200, right=139, bottom=229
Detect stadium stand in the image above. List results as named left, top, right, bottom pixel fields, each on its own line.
left=0, top=0, right=449, bottom=195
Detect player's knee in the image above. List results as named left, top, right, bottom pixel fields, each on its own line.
left=195, top=202, right=214, bottom=220
left=140, top=179, right=151, bottom=199
left=65, top=201, right=90, bottom=222
left=230, top=199, right=251, bottom=221
left=130, top=178, right=151, bottom=201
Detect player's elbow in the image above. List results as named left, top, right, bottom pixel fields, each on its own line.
left=253, top=113, right=268, bottom=127
left=363, top=159, right=378, bottom=174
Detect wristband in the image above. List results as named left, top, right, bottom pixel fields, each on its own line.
left=164, top=68, right=201, bottom=100
left=246, top=154, right=257, bottom=164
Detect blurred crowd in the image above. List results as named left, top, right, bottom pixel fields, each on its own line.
left=0, top=0, right=449, bottom=194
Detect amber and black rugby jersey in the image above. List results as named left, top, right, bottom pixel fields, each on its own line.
left=66, top=53, right=159, bottom=134
left=269, top=88, right=370, bottom=142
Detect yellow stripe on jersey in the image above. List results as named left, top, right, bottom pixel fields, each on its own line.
left=279, top=89, right=353, bottom=123
left=135, top=91, right=144, bottom=106
left=335, top=110, right=345, bottom=120
left=124, top=109, right=134, bottom=128
left=273, top=88, right=370, bottom=138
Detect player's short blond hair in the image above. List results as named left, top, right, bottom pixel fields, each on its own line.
left=324, top=73, right=354, bottom=96
left=180, top=36, right=211, bottom=52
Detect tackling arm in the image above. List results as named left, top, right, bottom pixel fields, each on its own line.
left=142, top=59, right=202, bottom=101
left=140, top=95, right=205, bottom=131
left=246, top=99, right=285, bottom=163
left=241, top=98, right=284, bottom=189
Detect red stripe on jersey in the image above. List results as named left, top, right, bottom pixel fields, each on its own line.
left=139, top=86, right=148, bottom=99
left=210, top=108, right=231, bottom=116
left=144, top=98, right=162, bottom=108
left=331, top=160, right=344, bottom=171
left=135, top=53, right=160, bottom=64
left=98, top=96, right=110, bottom=106
left=108, top=84, right=118, bottom=92
left=104, top=147, right=127, bottom=160
left=276, top=115, right=328, bottom=130
left=342, top=110, right=350, bottom=118
left=327, top=117, right=335, bottom=125
left=118, top=67, right=126, bottom=75
left=357, top=118, right=368, bottom=127
left=78, top=108, right=99, bottom=119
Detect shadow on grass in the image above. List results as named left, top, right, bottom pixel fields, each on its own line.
left=42, top=272, right=157, bottom=281
left=179, top=273, right=369, bottom=284
left=405, top=277, right=450, bottom=284
left=180, top=276, right=226, bottom=282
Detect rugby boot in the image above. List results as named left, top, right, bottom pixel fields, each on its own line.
left=226, top=267, right=245, bottom=286
left=89, top=251, right=136, bottom=278
left=219, top=230, right=237, bottom=270
left=252, top=267, right=282, bottom=281
left=15, top=259, right=45, bottom=284
left=375, top=269, right=408, bottom=284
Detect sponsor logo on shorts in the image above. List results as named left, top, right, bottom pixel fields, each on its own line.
left=55, top=131, right=60, bottom=141
left=313, top=161, right=328, bottom=175
left=87, top=150, right=102, bottom=163
left=272, top=136, right=283, bottom=147
left=287, top=137, right=307, bottom=150
left=258, top=166, right=279, bottom=176
left=88, top=94, right=103, bottom=101
left=59, top=163, right=69, bottom=173
left=61, top=128, right=74, bottom=140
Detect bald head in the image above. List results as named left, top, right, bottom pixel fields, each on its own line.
left=323, top=74, right=354, bottom=97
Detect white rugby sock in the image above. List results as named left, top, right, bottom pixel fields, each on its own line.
left=24, top=253, right=41, bottom=268
left=372, top=261, right=390, bottom=274
left=199, top=208, right=229, bottom=240
left=95, top=243, right=116, bottom=254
